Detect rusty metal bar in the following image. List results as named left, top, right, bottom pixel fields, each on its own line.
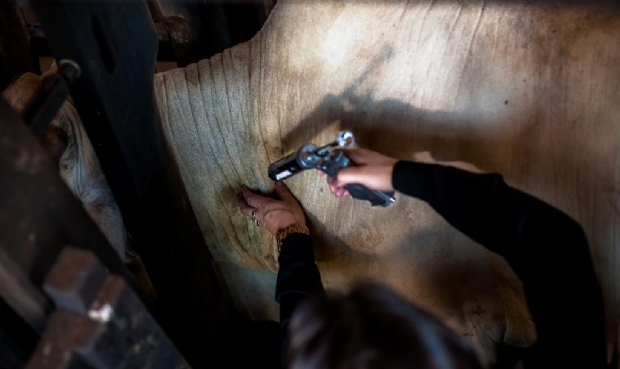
left=26, top=248, right=191, bottom=369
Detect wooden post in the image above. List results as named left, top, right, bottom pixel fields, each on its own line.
left=0, top=0, right=38, bottom=89
left=29, top=1, right=232, bottom=367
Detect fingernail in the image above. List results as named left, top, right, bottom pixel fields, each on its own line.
left=275, top=181, right=283, bottom=188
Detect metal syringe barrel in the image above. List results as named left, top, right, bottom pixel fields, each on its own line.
left=267, top=131, right=355, bottom=181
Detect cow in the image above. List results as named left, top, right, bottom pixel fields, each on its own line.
left=154, top=0, right=620, bottom=365
left=3, top=68, right=161, bottom=305
left=3, top=70, right=127, bottom=257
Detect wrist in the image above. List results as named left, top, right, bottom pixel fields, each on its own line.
left=268, top=209, right=305, bottom=236
left=276, top=224, right=310, bottom=253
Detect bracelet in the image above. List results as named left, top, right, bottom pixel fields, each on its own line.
left=276, top=224, right=310, bottom=253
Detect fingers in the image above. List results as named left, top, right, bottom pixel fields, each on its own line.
left=240, top=185, right=268, bottom=208
left=237, top=191, right=256, bottom=217
left=334, top=166, right=370, bottom=187
left=319, top=169, right=351, bottom=197
left=340, top=148, right=372, bottom=165
left=335, top=166, right=393, bottom=191
left=328, top=178, right=338, bottom=195
left=335, top=187, right=347, bottom=197
left=274, top=181, right=295, bottom=203
left=238, top=183, right=305, bottom=235
left=237, top=187, right=269, bottom=230
left=321, top=176, right=349, bottom=197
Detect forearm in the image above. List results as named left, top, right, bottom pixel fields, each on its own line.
left=276, top=233, right=324, bottom=303
left=393, top=160, right=587, bottom=264
left=392, top=160, right=606, bottom=367
left=276, top=232, right=324, bottom=366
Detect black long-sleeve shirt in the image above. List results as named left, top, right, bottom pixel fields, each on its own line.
left=275, top=160, right=606, bottom=368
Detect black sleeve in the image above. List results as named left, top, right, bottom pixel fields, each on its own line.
left=275, top=232, right=324, bottom=367
left=392, top=160, right=606, bottom=369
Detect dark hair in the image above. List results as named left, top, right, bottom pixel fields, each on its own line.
left=287, top=281, right=484, bottom=369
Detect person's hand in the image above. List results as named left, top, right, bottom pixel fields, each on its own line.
left=237, top=181, right=306, bottom=236
left=318, top=148, right=398, bottom=197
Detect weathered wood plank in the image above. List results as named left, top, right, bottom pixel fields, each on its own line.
left=30, top=1, right=231, bottom=367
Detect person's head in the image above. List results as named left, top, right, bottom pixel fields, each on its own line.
left=287, top=281, right=483, bottom=369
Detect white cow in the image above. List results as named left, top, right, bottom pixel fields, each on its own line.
left=3, top=71, right=126, bottom=257
left=155, top=1, right=620, bottom=365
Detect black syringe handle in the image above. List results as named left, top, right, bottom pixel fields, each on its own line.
left=343, top=183, right=395, bottom=207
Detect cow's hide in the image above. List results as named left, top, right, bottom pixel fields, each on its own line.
left=3, top=72, right=126, bottom=258
left=154, top=0, right=620, bottom=364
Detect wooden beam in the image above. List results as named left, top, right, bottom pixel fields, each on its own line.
left=29, top=1, right=231, bottom=367
left=0, top=0, right=38, bottom=89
